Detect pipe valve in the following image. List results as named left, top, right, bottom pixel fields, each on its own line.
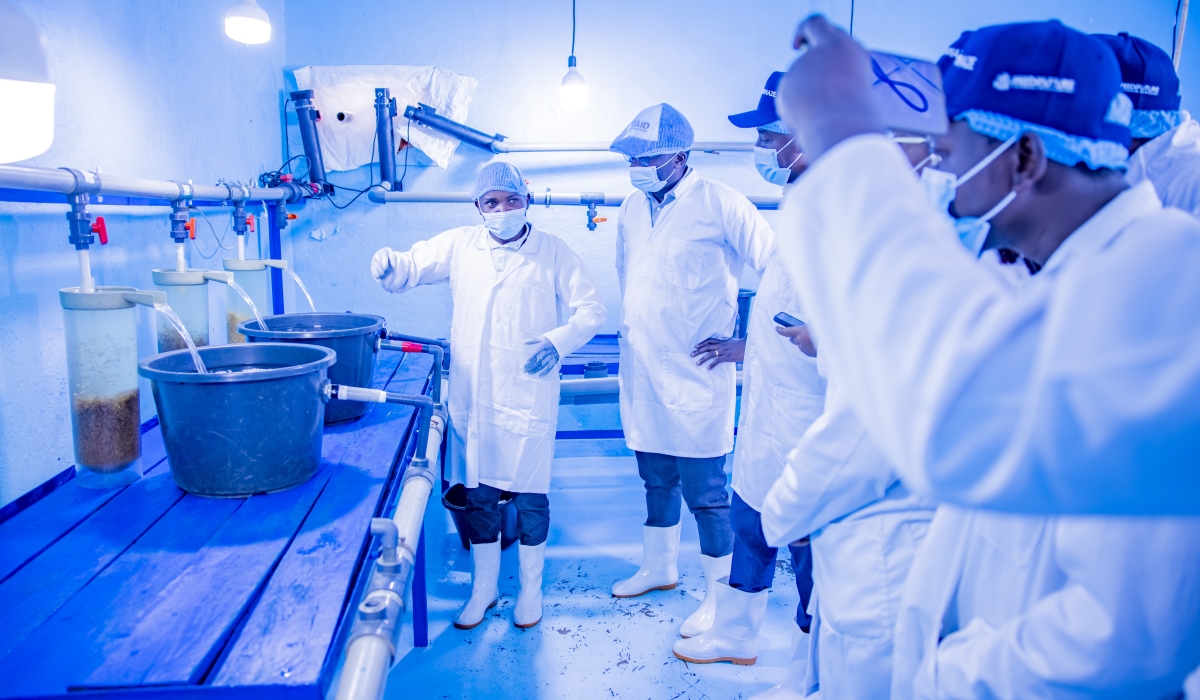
left=91, top=217, right=108, bottom=245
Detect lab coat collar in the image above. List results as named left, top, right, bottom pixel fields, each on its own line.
left=1040, top=180, right=1162, bottom=276
left=644, top=167, right=698, bottom=204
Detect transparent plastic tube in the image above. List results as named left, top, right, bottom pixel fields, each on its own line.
left=63, top=301, right=143, bottom=488
left=226, top=267, right=270, bottom=343
left=155, top=282, right=208, bottom=351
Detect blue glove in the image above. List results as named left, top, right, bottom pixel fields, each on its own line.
left=523, top=336, right=560, bottom=377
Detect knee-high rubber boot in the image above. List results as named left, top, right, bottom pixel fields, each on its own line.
left=672, top=576, right=768, bottom=665
left=748, top=623, right=809, bottom=699
left=612, top=524, right=681, bottom=598
left=453, top=540, right=501, bottom=630
left=514, top=542, right=546, bottom=629
left=679, top=552, right=732, bottom=638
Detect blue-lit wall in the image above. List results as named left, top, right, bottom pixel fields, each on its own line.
left=0, top=0, right=1188, bottom=506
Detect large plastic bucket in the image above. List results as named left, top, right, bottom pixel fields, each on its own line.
left=442, top=484, right=519, bottom=550
left=138, top=343, right=336, bottom=497
left=240, top=313, right=385, bottom=425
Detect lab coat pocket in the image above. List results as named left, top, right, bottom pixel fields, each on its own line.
left=503, top=373, right=557, bottom=437
left=509, top=282, right=557, bottom=334
left=661, top=352, right=713, bottom=411
left=665, top=239, right=704, bottom=290
left=769, top=385, right=825, bottom=461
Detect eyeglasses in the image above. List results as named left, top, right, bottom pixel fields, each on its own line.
left=624, top=153, right=678, bottom=167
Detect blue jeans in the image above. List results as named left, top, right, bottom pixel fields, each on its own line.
left=465, top=483, right=550, bottom=546
left=635, top=451, right=734, bottom=558
left=729, top=491, right=814, bottom=631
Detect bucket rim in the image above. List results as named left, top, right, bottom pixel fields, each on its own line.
left=239, top=312, right=386, bottom=340
left=138, top=342, right=336, bottom=384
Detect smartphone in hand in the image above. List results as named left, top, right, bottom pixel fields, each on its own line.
left=773, top=312, right=804, bottom=328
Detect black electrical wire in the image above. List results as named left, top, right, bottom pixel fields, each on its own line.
left=396, top=119, right=412, bottom=192
left=325, top=130, right=379, bottom=209
left=571, top=0, right=576, bottom=55
left=257, top=154, right=309, bottom=188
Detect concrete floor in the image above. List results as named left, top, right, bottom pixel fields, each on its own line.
left=385, top=440, right=807, bottom=700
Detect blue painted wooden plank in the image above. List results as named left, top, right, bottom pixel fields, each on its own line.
left=0, top=493, right=244, bottom=699
left=79, top=471, right=334, bottom=688
left=4, top=684, right=320, bottom=700
left=211, top=353, right=433, bottom=687
left=0, top=428, right=168, bottom=584
left=78, top=354, right=415, bottom=689
left=0, top=470, right=184, bottom=662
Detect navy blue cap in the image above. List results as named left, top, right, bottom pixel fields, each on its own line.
left=938, top=31, right=974, bottom=78
left=729, top=72, right=786, bottom=128
left=1093, top=32, right=1181, bottom=112
left=943, top=21, right=1131, bottom=167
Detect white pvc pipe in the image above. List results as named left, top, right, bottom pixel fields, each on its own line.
left=174, top=243, right=187, bottom=272
left=335, top=635, right=391, bottom=700
left=237, top=234, right=246, bottom=261
left=369, top=189, right=784, bottom=210
left=391, top=413, right=444, bottom=563
left=560, top=376, right=618, bottom=396
left=77, top=249, right=94, bottom=293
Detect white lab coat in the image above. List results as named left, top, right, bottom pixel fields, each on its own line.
left=892, top=508, right=1200, bottom=699
left=616, top=170, right=774, bottom=458
left=731, top=190, right=827, bottom=511
left=1127, top=115, right=1200, bottom=217
left=379, top=224, right=605, bottom=493
left=774, top=134, right=1200, bottom=515
left=763, top=377, right=935, bottom=699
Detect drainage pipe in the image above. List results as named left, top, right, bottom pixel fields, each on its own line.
left=331, top=389, right=446, bottom=700
left=368, top=188, right=784, bottom=211
left=0, top=163, right=308, bottom=203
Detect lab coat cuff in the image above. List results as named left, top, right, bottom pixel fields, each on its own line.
left=541, top=327, right=572, bottom=359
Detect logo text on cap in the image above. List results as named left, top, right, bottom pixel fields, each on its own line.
left=992, top=72, right=1076, bottom=94
left=1121, top=82, right=1161, bottom=96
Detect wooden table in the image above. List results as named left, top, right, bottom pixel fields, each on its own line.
left=0, top=351, right=434, bottom=699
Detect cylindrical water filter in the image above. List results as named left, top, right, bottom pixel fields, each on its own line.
left=152, top=269, right=210, bottom=352
left=223, top=259, right=271, bottom=343
left=60, top=287, right=144, bottom=489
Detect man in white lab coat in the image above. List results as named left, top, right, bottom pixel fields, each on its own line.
left=766, top=14, right=1200, bottom=516
left=370, top=162, right=606, bottom=631
left=671, top=74, right=821, bottom=682
left=608, top=103, right=775, bottom=641
left=1096, top=32, right=1200, bottom=217
left=775, top=19, right=1200, bottom=698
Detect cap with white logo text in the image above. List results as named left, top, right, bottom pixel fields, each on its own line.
left=729, top=72, right=787, bottom=131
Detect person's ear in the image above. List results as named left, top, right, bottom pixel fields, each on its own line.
left=1012, top=133, right=1048, bottom=193
left=525, top=194, right=533, bottom=210
left=474, top=201, right=482, bottom=216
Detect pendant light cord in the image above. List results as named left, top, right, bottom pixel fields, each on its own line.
left=571, top=0, right=577, bottom=56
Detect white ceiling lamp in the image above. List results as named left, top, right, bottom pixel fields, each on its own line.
left=560, top=0, right=589, bottom=111
left=0, top=0, right=55, bottom=164
left=225, top=0, right=272, bottom=45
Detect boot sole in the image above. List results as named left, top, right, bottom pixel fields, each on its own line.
left=514, top=617, right=542, bottom=629
left=612, top=582, right=677, bottom=599
left=672, top=650, right=756, bottom=666
left=453, top=599, right=498, bottom=630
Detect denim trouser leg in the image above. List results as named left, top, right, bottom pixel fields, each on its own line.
left=465, top=484, right=551, bottom=546
left=635, top=451, right=733, bottom=558
left=728, top=491, right=814, bottom=631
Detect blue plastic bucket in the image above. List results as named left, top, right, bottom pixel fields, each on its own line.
left=138, top=343, right=336, bottom=497
left=240, top=313, right=385, bottom=425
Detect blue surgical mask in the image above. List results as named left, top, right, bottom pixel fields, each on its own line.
left=924, top=134, right=1019, bottom=256
left=919, top=166, right=956, bottom=214
left=629, top=154, right=681, bottom=193
left=953, top=191, right=1016, bottom=256
left=753, top=140, right=801, bottom=186
left=481, top=207, right=528, bottom=240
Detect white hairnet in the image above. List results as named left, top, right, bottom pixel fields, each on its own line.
left=471, top=162, right=528, bottom=201
left=610, top=103, right=694, bottom=158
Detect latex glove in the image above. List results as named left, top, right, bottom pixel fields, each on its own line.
left=370, top=247, right=395, bottom=281
left=691, top=337, right=746, bottom=370
left=523, top=336, right=560, bottom=377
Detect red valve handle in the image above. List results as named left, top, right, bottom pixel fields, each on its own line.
left=185, top=218, right=196, bottom=240
left=399, top=341, right=424, bottom=353
left=245, top=216, right=255, bottom=233
left=91, top=217, right=108, bottom=245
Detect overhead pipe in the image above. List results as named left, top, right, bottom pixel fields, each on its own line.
left=368, top=188, right=783, bottom=211
left=0, top=163, right=310, bottom=204
left=402, top=103, right=752, bottom=155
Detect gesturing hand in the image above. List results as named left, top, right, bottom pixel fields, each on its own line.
left=523, top=337, right=560, bottom=377
left=776, top=325, right=817, bottom=357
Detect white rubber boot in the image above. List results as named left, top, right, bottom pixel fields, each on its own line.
left=672, top=576, right=768, bottom=665
left=612, top=524, right=681, bottom=598
left=678, top=552, right=732, bottom=637
left=453, top=540, right=501, bottom=630
left=514, top=542, right=546, bottom=629
left=748, top=623, right=809, bottom=699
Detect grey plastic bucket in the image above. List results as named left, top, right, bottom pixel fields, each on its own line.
left=240, top=313, right=385, bottom=425
left=138, top=343, right=336, bottom=498
left=442, top=484, right=519, bottom=550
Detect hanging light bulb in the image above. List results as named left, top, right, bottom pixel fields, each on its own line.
left=0, top=0, right=55, bottom=164
left=560, top=55, right=589, bottom=111
left=559, top=0, right=588, bottom=111
left=224, top=0, right=272, bottom=45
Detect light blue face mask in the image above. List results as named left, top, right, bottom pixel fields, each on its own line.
left=629, top=154, right=682, bottom=193
left=920, top=134, right=1019, bottom=256
left=753, top=140, right=801, bottom=186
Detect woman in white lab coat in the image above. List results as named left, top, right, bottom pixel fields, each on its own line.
left=371, top=162, right=606, bottom=631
